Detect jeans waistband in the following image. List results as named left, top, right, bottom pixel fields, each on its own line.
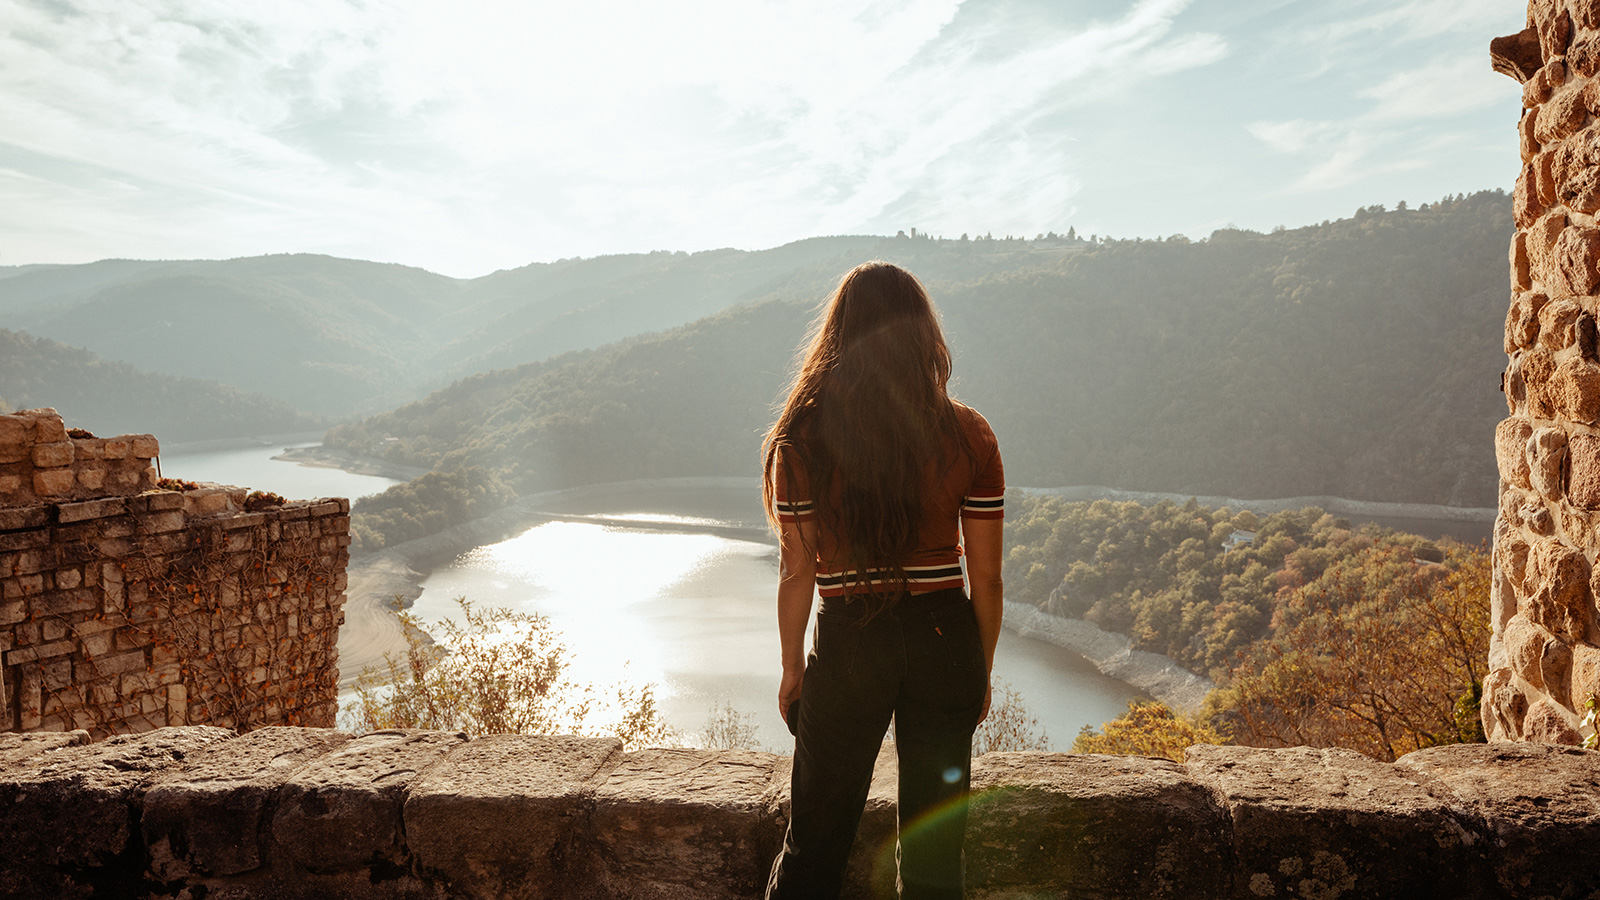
left=817, top=586, right=969, bottom=619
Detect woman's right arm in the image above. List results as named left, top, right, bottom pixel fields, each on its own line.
left=776, top=519, right=818, bottom=723
left=963, top=516, right=1004, bottom=723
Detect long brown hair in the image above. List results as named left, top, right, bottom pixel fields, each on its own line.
left=761, top=261, right=964, bottom=596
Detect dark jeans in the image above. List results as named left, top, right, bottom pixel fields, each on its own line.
left=766, top=587, right=988, bottom=900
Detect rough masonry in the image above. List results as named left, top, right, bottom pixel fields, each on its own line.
left=1487, top=0, right=1600, bottom=742
left=2, top=725, right=1598, bottom=900
left=0, top=408, right=348, bottom=737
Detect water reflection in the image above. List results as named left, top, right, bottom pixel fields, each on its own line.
left=413, top=520, right=1141, bottom=750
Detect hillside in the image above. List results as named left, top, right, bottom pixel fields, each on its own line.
left=0, top=329, right=321, bottom=441
left=0, top=238, right=949, bottom=416
left=329, top=192, right=1510, bottom=549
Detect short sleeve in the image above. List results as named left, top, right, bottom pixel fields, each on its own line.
left=959, top=410, right=1005, bottom=520
left=772, top=444, right=815, bottom=524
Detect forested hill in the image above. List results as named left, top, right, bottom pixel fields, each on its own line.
left=0, top=329, right=321, bottom=441
left=329, top=192, right=1510, bottom=548
left=0, top=239, right=927, bottom=416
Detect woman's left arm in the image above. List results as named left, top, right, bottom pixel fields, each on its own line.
left=962, top=516, right=1004, bottom=722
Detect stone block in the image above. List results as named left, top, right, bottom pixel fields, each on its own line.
left=30, top=441, right=73, bottom=468
left=1525, top=697, right=1582, bottom=744
left=0, top=727, right=233, bottom=899
left=141, top=510, right=186, bottom=534
left=130, top=435, right=159, bottom=459
left=1483, top=667, right=1529, bottom=740
left=1558, top=225, right=1600, bottom=296
left=0, top=505, right=49, bottom=531
left=1555, top=124, right=1600, bottom=213
left=1510, top=292, right=1549, bottom=352
left=1513, top=231, right=1532, bottom=291
left=1516, top=158, right=1547, bottom=226
left=272, top=728, right=466, bottom=872
left=1524, top=349, right=1558, bottom=417
left=138, top=490, right=187, bottom=512
left=1530, top=211, right=1567, bottom=284
left=75, top=464, right=106, bottom=491
left=1527, top=426, right=1568, bottom=500
left=0, top=730, right=89, bottom=770
left=1496, top=418, right=1534, bottom=489
left=23, top=409, right=67, bottom=443
left=32, top=468, right=75, bottom=497
left=101, top=438, right=129, bottom=460
left=405, top=734, right=623, bottom=899
left=1525, top=537, right=1592, bottom=641
left=1541, top=297, right=1582, bottom=349
left=1537, top=85, right=1588, bottom=145
left=143, top=725, right=352, bottom=880
left=589, top=747, right=785, bottom=899
left=1570, top=434, right=1600, bottom=508
left=1187, top=744, right=1493, bottom=899
left=1504, top=614, right=1555, bottom=691
left=960, top=751, right=1229, bottom=899
left=1399, top=743, right=1600, bottom=899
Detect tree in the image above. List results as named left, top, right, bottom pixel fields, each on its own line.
left=973, top=681, right=1050, bottom=754
left=348, top=598, right=675, bottom=749
left=1218, top=545, right=1490, bottom=760
left=1074, top=700, right=1226, bottom=762
left=701, top=701, right=764, bottom=750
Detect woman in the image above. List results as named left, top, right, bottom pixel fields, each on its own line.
left=761, top=262, right=1004, bottom=900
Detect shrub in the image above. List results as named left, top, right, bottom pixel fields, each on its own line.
left=1073, top=700, right=1226, bottom=762
left=973, top=680, right=1051, bottom=755
left=348, top=598, right=675, bottom=749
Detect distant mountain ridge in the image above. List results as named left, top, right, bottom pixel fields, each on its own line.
left=327, top=192, right=1510, bottom=551
left=1, top=238, right=968, bottom=416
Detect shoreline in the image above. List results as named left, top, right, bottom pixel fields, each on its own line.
left=336, top=476, right=1219, bottom=711
left=336, top=471, right=1488, bottom=701
left=273, top=444, right=431, bottom=482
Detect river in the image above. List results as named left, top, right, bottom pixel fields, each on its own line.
left=158, top=442, right=1139, bottom=749
left=156, top=441, right=1494, bottom=751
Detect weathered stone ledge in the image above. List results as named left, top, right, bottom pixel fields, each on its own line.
left=1, top=727, right=1596, bottom=900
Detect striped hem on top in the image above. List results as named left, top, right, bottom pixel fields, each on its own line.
left=815, top=564, right=966, bottom=597
left=960, top=495, right=1004, bottom=519
left=774, top=499, right=814, bottom=521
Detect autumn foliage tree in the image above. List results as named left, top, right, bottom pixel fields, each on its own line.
left=1073, top=700, right=1226, bottom=762
left=1214, top=544, right=1490, bottom=761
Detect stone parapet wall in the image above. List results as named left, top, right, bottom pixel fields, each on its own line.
left=1, top=726, right=1597, bottom=900
left=1487, top=1, right=1600, bottom=743
left=0, top=408, right=158, bottom=507
left=0, top=413, right=350, bottom=738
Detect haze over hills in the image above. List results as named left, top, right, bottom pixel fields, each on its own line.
left=326, top=192, right=1510, bottom=550
left=0, top=237, right=956, bottom=416
left=0, top=329, right=321, bottom=442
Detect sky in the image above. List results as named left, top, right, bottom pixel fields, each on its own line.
left=0, top=0, right=1526, bottom=278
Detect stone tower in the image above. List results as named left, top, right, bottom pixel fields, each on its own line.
left=1487, top=0, right=1600, bottom=742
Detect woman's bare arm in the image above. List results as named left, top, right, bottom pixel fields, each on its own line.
left=962, top=516, right=1004, bottom=722
left=776, top=519, right=818, bottom=723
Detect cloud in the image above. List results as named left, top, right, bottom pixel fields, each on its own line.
left=0, top=0, right=1518, bottom=273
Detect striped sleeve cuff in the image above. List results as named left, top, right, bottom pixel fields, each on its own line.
left=775, top=499, right=814, bottom=522
left=960, top=494, right=1004, bottom=519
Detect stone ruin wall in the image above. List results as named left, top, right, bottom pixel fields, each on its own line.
left=0, top=408, right=349, bottom=738
left=1488, top=0, right=1600, bottom=743
left=5, top=725, right=1600, bottom=900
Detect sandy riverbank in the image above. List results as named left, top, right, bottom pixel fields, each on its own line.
left=274, top=444, right=431, bottom=482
